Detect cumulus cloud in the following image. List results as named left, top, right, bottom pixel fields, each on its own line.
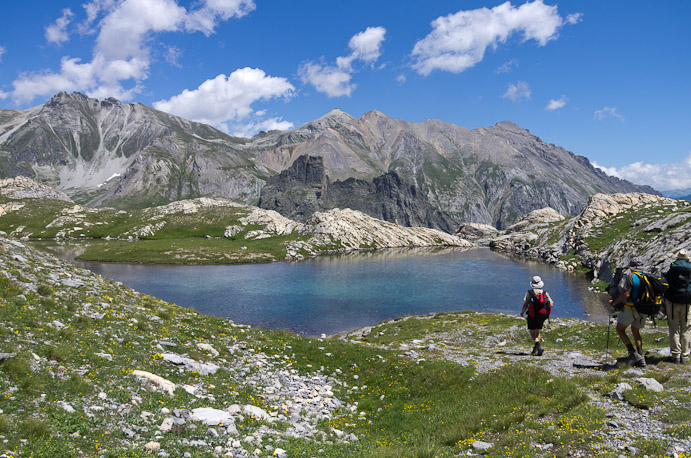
left=502, top=81, right=530, bottom=102
left=6, top=0, right=256, bottom=105
left=593, top=153, right=691, bottom=191
left=300, top=26, right=386, bottom=98
left=412, top=0, right=579, bottom=76
left=45, top=8, right=75, bottom=45
left=0, top=45, right=5, bottom=62
left=299, top=62, right=354, bottom=98
left=594, top=106, right=624, bottom=122
left=546, top=95, right=567, bottom=111
left=496, top=58, right=519, bottom=74
left=153, top=67, right=294, bottom=134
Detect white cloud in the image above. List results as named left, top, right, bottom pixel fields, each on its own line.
left=348, top=26, right=386, bottom=63
left=184, top=0, right=256, bottom=36
left=45, top=8, right=75, bottom=45
left=5, top=0, right=255, bottom=106
left=300, top=26, right=386, bottom=98
left=566, top=13, right=583, bottom=25
left=396, top=74, right=406, bottom=84
left=546, top=95, right=567, bottom=111
left=593, top=153, right=691, bottom=191
left=502, top=81, right=530, bottom=102
left=230, top=117, right=294, bottom=138
left=496, top=58, right=519, bottom=74
left=0, top=45, right=5, bottom=63
left=412, top=0, right=579, bottom=76
left=153, top=67, right=294, bottom=131
left=165, top=46, right=183, bottom=67
left=594, top=106, right=624, bottom=122
left=299, top=61, right=354, bottom=98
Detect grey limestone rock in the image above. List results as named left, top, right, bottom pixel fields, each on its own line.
left=259, top=155, right=457, bottom=232
left=609, top=383, right=633, bottom=401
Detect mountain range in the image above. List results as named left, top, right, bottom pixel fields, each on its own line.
left=0, top=92, right=656, bottom=229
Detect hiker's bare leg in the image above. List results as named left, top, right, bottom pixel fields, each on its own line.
left=616, top=323, right=632, bottom=346
left=631, top=326, right=643, bottom=350
left=529, top=329, right=540, bottom=343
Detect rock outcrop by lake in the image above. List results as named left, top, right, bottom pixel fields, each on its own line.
left=486, top=192, right=691, bottom=283
left=0, top=176, right=72, bottom=203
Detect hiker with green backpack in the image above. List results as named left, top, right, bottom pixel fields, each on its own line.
left=520, top=276, right=553, bottom=356
left=608, top=268, right=651, bottom=367
left=662, top=249, right=691, bottom=365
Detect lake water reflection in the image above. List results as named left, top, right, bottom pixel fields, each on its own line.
left=40, top=244, right=610, bottom=337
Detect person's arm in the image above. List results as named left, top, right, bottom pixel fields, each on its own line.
left=520, top=293, right=530, bottom=316
left=608, top=290, right=630, bottom=307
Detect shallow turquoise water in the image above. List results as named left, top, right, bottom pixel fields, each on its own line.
left=50, top=246, right=609, bottom=336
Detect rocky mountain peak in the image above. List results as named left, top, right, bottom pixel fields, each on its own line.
left=44, top=91, right=93, bottom=109
left=311, top=108, right=356, bottom=126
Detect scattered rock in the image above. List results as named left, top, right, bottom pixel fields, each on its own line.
left=132, top=370, right=176, bottom=396
left=472, top=440, right=493, bottom=450
left=144, top=442, right=160, bottom=451
left=635, top=377, right=664, bottom=392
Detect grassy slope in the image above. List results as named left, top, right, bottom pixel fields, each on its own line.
left=2, top=239, right=691, bottom=457
left=0, top=197, right=307, bottom=264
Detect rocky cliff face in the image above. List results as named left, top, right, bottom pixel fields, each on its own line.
left=487, top=193, right=691, bottom=284
left=259, top=155, right=457, bottom=232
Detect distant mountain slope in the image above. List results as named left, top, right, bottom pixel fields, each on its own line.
left=663, top=188, right=691, bottom=200
left=0, top=92, right=656, bottom=228
left=248, top=110, right=657, bottom=228
left=0, top=92, right=269, bottom=208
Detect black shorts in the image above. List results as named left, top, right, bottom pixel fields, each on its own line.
left=527, top=316, right=546, bottom=330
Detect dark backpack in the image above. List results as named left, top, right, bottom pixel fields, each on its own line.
left=666, top=263, right=691, bottom=305
left=528, top=290, right=551, bottom=319
left=631, top=271, right=668, bottom=316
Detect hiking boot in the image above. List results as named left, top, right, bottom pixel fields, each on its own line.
left=681, top=356, right=689, bottom=365
left=531, top=344, right=539, bottom=356
left=628, top=352, right=645, bottom=367
left=536, top=344, right=544, bottom=357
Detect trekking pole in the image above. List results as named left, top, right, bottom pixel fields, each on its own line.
left=605, top=307, right=612, bottom=362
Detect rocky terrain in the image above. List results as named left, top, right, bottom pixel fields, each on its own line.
left=484, top=192, right=691, bottom=285
left=1, top=92, right=655, bottom=228
left=259, top=155, right=457, bottom=232
left=0, top=236, right=360, bottom=457
left=0, top=177, right=469, bottom=264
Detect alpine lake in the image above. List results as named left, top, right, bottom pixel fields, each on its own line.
left=37, top=243, right=610, bottom=337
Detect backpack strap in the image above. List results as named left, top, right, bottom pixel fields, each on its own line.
left=630, top=272, right=641, bottom=306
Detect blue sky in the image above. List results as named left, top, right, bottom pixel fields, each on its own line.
left=0, top=0, right=689, bottom=191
